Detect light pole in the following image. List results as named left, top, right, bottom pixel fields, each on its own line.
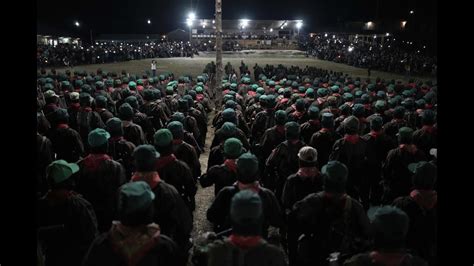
left=215, top=0, right=223, bottom=105
left=186, top=12, right=195, bottom=43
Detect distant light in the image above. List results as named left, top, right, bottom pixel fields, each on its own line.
left=367, top=21, right=373, bottom=26
left=163, top=35, right=166, bottom=38
left=355, top=35, right=358, bottom=38
left=324, top=33, right=328, bottom=37
left=201, top=21, right=207, bottom=28
left=296, top=21, right=303, bottom=29
left=147, top=36, right=149, bottom=39
left=269, top=28, right=273, bottom=32
left=186, top=18, right=193, bottom=27
left=147, top=19, right=151, bottom=24
left=348, top=46, right=354, bottom=52
left=388, top=45, right=391, bottom=48
left=97, top=56, right=100, bottom=59
left=212, top=20, right=215, bottom=24
left=423, top=45, right=426, bottom=48
left=95, top=42, right=98, bottom=45
left=188, top=12, right=196, bottom=20
left=332, top=35, right=335, bottom=39
left=373, top=35, right=377, bottom=39
left=410, top=10, right=414, bottom=14
left=401, top=21, right=407, bottom=28
left=417, top=50, right=420, bottom=53
left=209, top=40, right=211, bottom=43
left=386, top=32, right=390, bottom=36
left=74, top=21, right=80, bottom=27
left=240, top=19, right=250, bottom=29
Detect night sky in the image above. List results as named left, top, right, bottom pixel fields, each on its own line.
left=37, top=0, right=436, bottom=36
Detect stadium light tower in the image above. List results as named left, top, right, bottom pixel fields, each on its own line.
left=240, top=19, right=250, bottom=29
left=186, top=12, right=196, bottom=42
left=188, top=12, right=196, bottom=20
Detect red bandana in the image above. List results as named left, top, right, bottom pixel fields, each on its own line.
left=83, top=154, right=111, bottom=171
left=236, top=181, right=260, bottom=193
left=399, top=144, right=418, bottom=154
left=422, top=125, right=434, bottom=134
left=132, top=172, right=161, bottom=189
left=309, top=119, right=320, bottom=127
left=229, top=234, right=263, bottom=249
left=344, top=134, right=360, bottom=144
left=297, top=167, right=320, bottom=179
left=320, top=127, right=331, bottom=133
left=369, top=130, right=382, bottom=138
left=172, top=139, right=183, bottom=145
left=224, top=159, right=237, bottom=173
left=156, top=154, right=177, bottom=170
left=410, top=189, right=437, bottom=210
left=70, top=103, right=81, bottom=111
left=369, top=251, right=409, bottom=266
left=57, top=123, right=69, bottom=129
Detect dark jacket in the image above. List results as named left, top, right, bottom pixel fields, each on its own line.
left=309, top=128, right=341, bottom=167
left=77, top=107, right=106, bottom=147
left=344, top=251, right=428, bottom=266
left=37, top=190, right=98, bottom=266
left=123, top=121, right=147, bottom=146
left=251, top=109, right=276, bottom=144
left=37, top=133, right=54, bottom=197
left=77, top=154, right=126, bottom=232
left=300, top=119, right=321, bottom=144
left=259, top=125, right=286, bottom=161
left=412, top=126, right=437, bottom=157
left=207, top=184, right=283, bottom=237
left=156, top=155, right=197, bottom=211
left=211, top=127, right=250, bottom=151
left=281, top=171, right=323, bottom=213
left=107, top=136, right=136, bottom=180
left=82, top=223, right=184, bottom=266
left=393, top=192, right=437, bottom=264
left=200, top=161, right=238, bottom=196
left=382, top=146, right=427, bottom=203
left=383, top=118, right=408, bottom=140
left=46, top=125, right=85, bottom=163
left=172, top=140, right=201, bottom=181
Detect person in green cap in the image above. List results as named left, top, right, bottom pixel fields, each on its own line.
left=244, top=93, right=264, bottom=124
left=77, top=92, right=106, bottom=151
left=118, top=102, right=147, bottom=146
left=300, top=105, right=321, bottom=144
left=125, top=95, right=156, bottom=144
left=168, top=121, right=201, bottom=181
left=37, top=128, right=54, bottom=198
left=153, top=128, right=197, bottom=211
left=94, top=95, right=114, bottom=124
left=383, top=106, right=408, bottom=140
left=130, top=145, right=193, bottom=255
left=211, top=120, right=250, bottom=152
left=77, top=128, right=126, bottom=232
left=265, top=121, right=306, bottom=200
left=37, top=160, right=99, bottom=266
left=367, top=99, right=390, bottom=125
left=382, top=127, right=427, bottom=203
left=281, top=146, right=323, bottom=266
left=392, top=161, right=437, bottom=265
left=361, top=116, right=396, bottom=206
left=291, top=160, right=371, bottom=266
left=344, top=206, right=427, bottom=266
left=139, top=88, right=169, bottom=131
left=330, top=116, right=369, bottom=208
left=412, top=109, right=437, bottom=156
left=207, top=153, right=283, bottom=238
left=66, top=91, right=81, bottom=131
left=105, top=117, right=136, bottom=179
left=183, top=94, right=208, bottom=148
left=82, top=181, right=185, bottom=266
left=200, top=138, right=244, bottom=196
left=177, top=99, right=201, bottom=145
left=45, top=108, right=85, bottom=163
left=288, top=98, right=308, bottom=124
left=251, top=94, right=277, bottom=145
left=194, top=190, right=286, bottom=266
left=258, top=110, right=288, bottom=176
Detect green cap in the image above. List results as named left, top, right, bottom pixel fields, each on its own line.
left=343, top=116, right=360, bottom=132
left=106, top=117, right=123, bottom=136
left=370, top=116, right=384, bottom=130
left=298, top=86, right=306, bottom=93
left=352, top=103, right=365, bottom=117
left=375, top=100, right=386, bottom=110
left=398, top=127, right=414, bottom=142
left=322, top=160, right=348, bottom=192
left=370, top=206, right=409, bottom=244
left=306, top=88, right=315, bottom=98
left=256, top=87, right=265, bottom=94
left=167, top=121, right=184, bottom=140
left=95, top=81, right=104, bottom=89
left=88, top=128, right=110, bottom=147
left=154, top=128, right=173, bottom=147
left=275, top=110, right=288, bottom=125
left=285, top=121, right=300, bottom=140
left=343, top=92, right=354, bottom=101
left=195, top=86, right=203, bottom=93
left=133, top=145, right=160, bottom=171
left=224, top=138, right=243, bottom=159
left=137, top=79, right=144, bottom=85
left=222, top=108, right=237, bottom=122
left=128, top=81, right=137, bottom=88
left=170, top=112, right=185, bottom=124
left=43, top=83, right=54, bottom=91
left=118, top=181, right=155, bottom=216
left=408, top=161, right=437, bottom=189
left=251, top=84, right=258, bottom=91
left=119, top=103, right=134, bottom=120
left=308, top=106, right=320, bottom=119
left=95, top=95, right=107, bottom=107
left=237, top=153, right=259, bottom=183
left=230, top=190, right=263, bottom=227
left=221, top=122, right=237, bottom=136
left=46, top=160, right=79, bottom=185
left=125, top=96, right=139, bottom=109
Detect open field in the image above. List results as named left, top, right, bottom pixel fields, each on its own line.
left=52, top=50, right=436, bottom=83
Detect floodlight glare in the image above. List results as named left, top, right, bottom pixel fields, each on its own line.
left=186, top=18, right=193, bottom=27
left=410, top=10, right=414, bottom=14
left=74, top=21, right=80, bottom=27
left=296, top=21, right=303, bottom=29
left=147, top=19, right=151, bottom=24
left=240, top=19, right=250, bottom=29
left=188, top=12, right=196, bottom=20
left=269, top=28, right=273, bottom=32
left=324, top=33, right=328, bottom=37
left=386, top=32, right=390, bottom=36
left=348, top=46, right=354, bottom=52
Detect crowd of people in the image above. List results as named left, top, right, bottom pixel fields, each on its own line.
left=37, top=62, right=437, bottom=266
left=302, top=34, right=437, bottom=76
left=37, top=41, right=199, bottom=68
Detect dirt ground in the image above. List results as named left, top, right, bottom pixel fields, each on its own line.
left=53, top=50, right=436, bottom=83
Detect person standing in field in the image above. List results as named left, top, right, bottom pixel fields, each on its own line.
left=151, top=60, right=157, bottom=77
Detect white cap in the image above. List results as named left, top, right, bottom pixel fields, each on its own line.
left=298, top=146, right=318, bottom=163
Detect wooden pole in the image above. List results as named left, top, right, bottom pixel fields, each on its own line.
left=214, top=0, right=223, bottom=107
